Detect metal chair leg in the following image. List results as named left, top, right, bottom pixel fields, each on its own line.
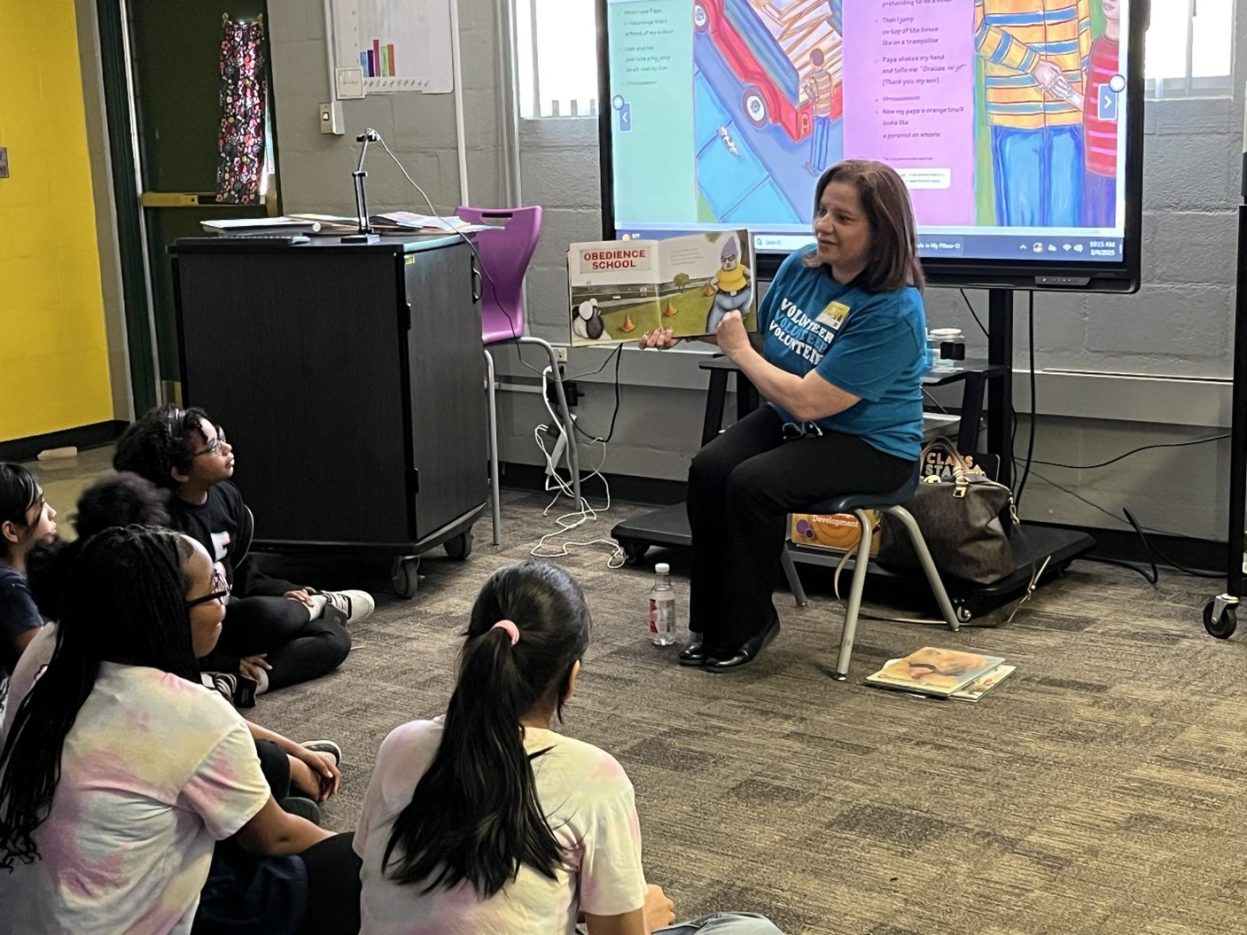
left=518, top=336, right=581, bottom=509
left=834, top=511, right=875, bottom=680
left=884, top=505, right=960, bottom=631
left=780, top=541, right=807, bottom=606
left=484, top=348, right=501, bottom=546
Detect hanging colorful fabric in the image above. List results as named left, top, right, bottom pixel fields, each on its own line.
left=215, top=15, right=267, bottom=206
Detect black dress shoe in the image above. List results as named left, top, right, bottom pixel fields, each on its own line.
left=678, top=639, right=711, bottom=666
left=703, top=616, right=781, bottom=672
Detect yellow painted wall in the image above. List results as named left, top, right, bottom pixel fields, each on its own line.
left=0, top=0, right=112, bottom=441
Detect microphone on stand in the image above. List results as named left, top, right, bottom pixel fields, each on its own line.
left=342, top=129, right=382, bottom=243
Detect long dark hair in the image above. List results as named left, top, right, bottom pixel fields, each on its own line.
left=0, top=526, right=198, bottom=869
left=113, top=405, right=211, bottom=490
left=806, top=159, right=925, bottom=292
left=0, top=463, right=41, bottom=563
left=383, top=561, right=591, bottom=896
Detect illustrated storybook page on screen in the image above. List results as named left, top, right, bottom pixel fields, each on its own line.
left=600, top=0, right=1142, bottom=287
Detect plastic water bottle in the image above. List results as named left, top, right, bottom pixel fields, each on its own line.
left=648, top=563, right=677, bottom=646
left=925, top=331, right=941, bottom=371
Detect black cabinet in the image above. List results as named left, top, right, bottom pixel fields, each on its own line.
left=170, top=236, right=487, bottom=562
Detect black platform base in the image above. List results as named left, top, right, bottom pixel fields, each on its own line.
left=611, top=505, right=1095, bottom=619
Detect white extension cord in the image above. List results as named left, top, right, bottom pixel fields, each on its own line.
left=529, top=367, right=625, bottom=568
left=547, top=417, right=571, bottom=477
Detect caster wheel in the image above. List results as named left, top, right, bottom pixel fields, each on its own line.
left=621, top=541, right=648, bottom=566
left=444, top=531, right=473, bottom=561
left=956, top=606, right=973, bottom=623
left=391, top=557, right=420, bottom=599
left=1204, top=600, right=1237, bottom=639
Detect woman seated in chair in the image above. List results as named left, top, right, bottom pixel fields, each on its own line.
left=640, top=159, right=927, bottom=671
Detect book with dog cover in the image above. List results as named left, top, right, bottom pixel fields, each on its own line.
left=865, top=646, right=1006, bottom=698
left=567, top=230, right=757, bottom=346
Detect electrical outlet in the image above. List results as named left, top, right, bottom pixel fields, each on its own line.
left=552, top=345, right=568, bottom=363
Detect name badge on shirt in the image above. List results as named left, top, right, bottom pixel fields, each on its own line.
left=816, top=301, right=851, bottom=331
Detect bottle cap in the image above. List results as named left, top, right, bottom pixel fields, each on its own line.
left=655, top=562, right=670, bottom=574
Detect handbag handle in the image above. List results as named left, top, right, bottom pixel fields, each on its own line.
left=922, top=438, right=1019, bottom=524
left=921, top=436, right=976, bottom=481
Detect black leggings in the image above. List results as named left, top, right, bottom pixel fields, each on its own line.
left=200, top=596, right=350, bottom=691
left=255, top=739, right=291, bottom=799
left=195, top=833, right=361, bottom=935
left=686, top=406, right=913, bottom=649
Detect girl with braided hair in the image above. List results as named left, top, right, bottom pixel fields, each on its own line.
left=8, top=472, right=344, bottom=812
left=0, top=526, right=358, bottom=934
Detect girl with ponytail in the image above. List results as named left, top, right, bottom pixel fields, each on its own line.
left=355, top=560, right=783, bottom=935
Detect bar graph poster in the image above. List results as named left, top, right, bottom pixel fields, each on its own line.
left=333, top=0, right=453, bottom=94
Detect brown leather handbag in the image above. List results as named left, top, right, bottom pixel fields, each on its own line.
left=877, top=438, right=1019, bottom=584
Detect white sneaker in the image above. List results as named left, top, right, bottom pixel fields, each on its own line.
left=322, top=589, right=375, bottom=624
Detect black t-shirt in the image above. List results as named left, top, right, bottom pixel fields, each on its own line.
left=168, top=482, right=249, bottom=584
left=0, top=564, right=43, bottom=679
left=168, top=482, right=296, bottom=598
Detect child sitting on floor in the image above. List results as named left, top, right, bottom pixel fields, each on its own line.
left=355, top=560, right=784, bottom=935
left=0, top=526, right=360, bottom=935
left=9, top=472, right=343, bottom=809
left=0, top=463, right=56, bottom=725
left=114, top=405, right=374, bottom=695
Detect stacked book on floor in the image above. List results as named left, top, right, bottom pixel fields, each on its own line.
left=865, top=646, right=1015, bottom=702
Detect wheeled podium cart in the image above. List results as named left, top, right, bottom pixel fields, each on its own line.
left=170, top=234, right=488, bottom=598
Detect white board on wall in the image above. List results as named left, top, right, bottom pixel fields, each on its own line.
left=332, top=0, right=453, bottom=95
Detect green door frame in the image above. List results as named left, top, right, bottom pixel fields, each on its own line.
left=94, top=0, right=281, bottom=414
left=97, top=0, right=159, bottom=414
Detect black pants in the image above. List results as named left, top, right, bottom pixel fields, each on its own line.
left=255, top=739, right=291, bottom=800
left=196, top=832, right=361, bottom=935
left=687, top=406, right=913, bottom=649
left=200, top=596, right=350, bottom=692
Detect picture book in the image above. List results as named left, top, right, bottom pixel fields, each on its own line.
left=865, top=646, right=1006, bottom=699
left=567, top=230, right=757, bottom=346
left=949, top=664, right=1016, bottom=703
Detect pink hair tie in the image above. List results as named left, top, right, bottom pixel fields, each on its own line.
left=491, top=619, right=520, bottom=645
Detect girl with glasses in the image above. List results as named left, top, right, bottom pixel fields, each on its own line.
left=0, top=525, right=361, bottom=934
left=7, top=472, right=344, bottom=816
left=114, top=405, right=374, bottom=697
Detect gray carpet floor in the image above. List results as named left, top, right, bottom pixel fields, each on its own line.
left=238, top=489, right=1247, bottom=935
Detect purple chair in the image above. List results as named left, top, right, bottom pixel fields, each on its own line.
left=457, top=205, right=580, bottom=544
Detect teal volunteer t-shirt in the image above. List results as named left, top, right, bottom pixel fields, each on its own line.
left=757, top=245, right=926, bottom=461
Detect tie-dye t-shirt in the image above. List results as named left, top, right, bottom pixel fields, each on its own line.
left=0, top=662, right=270, bottom=934
left=354, top=718, right=648, bottom=934
left=1, top=620, right=57, bottom=745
